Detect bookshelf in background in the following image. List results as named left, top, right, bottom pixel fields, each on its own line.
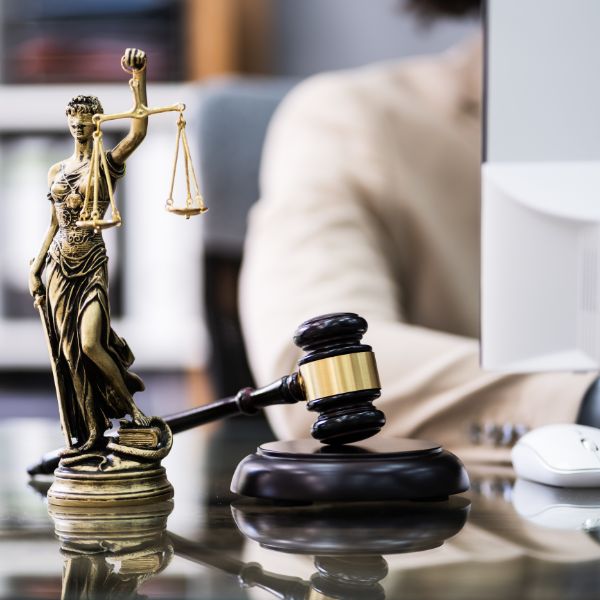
left=0, top=0, right=184, bottom=83
left=0, top=0, right=273, bottom=84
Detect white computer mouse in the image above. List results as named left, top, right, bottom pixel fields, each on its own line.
left=512, top=423, right=600, bottom=487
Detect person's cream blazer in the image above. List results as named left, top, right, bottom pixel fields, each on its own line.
left=239, top=36, right=596, bottom=463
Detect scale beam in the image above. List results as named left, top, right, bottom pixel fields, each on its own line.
left=76, top=61, right=206, bottom=231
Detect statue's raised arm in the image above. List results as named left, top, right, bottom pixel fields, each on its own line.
left=110, top=48, right=148, bottom=165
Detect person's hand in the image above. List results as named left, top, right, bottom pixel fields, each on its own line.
left=29, top=271, right=45, bottom=300
left=122, top=48, right=147, bottom=72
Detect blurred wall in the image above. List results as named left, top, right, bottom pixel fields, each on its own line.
left=272, top=0, right=479, bottom=77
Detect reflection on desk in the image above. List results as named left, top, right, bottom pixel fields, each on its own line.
left=513, top=478, right=600, bottom=532
left=3, top=423, right=600, bottom=598
left=43, top=485, right=469, bottom=600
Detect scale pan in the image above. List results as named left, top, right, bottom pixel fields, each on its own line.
left=165, top=206, right=208, bottom=216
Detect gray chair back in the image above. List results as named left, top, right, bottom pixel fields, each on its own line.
left=196, top=78, right=297, bottom=396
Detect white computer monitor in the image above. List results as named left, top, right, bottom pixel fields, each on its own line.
left=481, top=0, right=600, bottom=371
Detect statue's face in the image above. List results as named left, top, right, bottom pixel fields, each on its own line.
left=67, top=113, right=95, bottom=144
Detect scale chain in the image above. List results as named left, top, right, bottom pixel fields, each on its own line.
left=181, top=126, right=205, bottom=209
left=167, top=115, right=184, bottom=209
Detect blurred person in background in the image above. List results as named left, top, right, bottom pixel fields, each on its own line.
left=239, top=0, right=599, bottom=462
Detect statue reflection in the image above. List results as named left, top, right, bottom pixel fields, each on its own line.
left=61, top=538, right=172, bottom=600
left=50, top=502, right=173, bottom=600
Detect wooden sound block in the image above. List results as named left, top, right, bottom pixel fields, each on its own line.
left=231, top=438, right=469, bottom=502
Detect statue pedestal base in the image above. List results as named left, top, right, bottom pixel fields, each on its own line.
left=49, top=500, right=174, bottom=600
left=48, top=465, right=173, bottom=508
left=48, top=418, right=174, bottom=508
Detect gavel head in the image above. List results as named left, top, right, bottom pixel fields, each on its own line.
left=293, top=313, right=386, bottom=445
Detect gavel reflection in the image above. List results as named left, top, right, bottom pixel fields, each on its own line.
left=172, top=533, right=389, bottom=600
left=29, top=313, right=385, bottom=476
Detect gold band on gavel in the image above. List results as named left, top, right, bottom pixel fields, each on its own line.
left=298, top=351, right=381, bottom=402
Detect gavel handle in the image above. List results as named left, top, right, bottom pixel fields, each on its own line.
left=27, top=373, right=304, bottom=477
left=167, top=373, right=303, bottom=433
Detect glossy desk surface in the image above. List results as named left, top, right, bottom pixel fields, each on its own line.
left=2, top=417, right=600, bottom=600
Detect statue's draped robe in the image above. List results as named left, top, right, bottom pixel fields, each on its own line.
left=47, top=153, right=143, bottom=449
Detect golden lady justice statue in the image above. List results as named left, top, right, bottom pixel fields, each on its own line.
left=28, top=49, right=206, bottom=507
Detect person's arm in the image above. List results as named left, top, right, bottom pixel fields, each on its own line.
left=110, top=48, right=148, bottom=166
left=239, top=73, right=596, bottom=464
